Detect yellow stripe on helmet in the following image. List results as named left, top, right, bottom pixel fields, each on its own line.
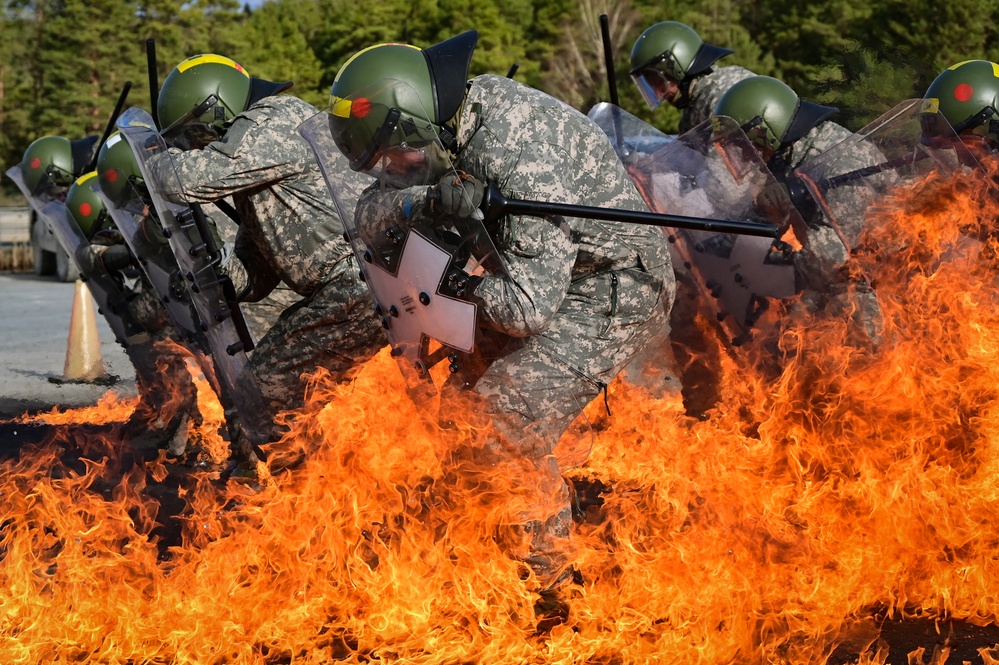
left=178, top=54, right=249, bottom=76
left=76, top=171, right=98, bottom=186
left=948, top=60, right=999, bottom=79
left=333, top=42, right=421, bottom=82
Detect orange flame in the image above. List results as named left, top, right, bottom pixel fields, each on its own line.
left=6, top=165, right=999, bottom=662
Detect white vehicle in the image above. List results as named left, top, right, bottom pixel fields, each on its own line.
left=30, top=208, right=80, bottom=281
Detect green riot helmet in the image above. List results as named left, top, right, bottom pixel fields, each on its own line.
left=714, top=76, right=837, bottom=160
left=629, top=22, right=733, bottom=110
left=21, top=135, right=101, bottom=198
left=67, top=172, right=112, bottom=240
left=922, top=60, right=999, bottom=148
left=158, top=54, right=293, bottom=150
left=96, top=131, right=147, bottom=211
left=327, top=30, right=478, bottom=187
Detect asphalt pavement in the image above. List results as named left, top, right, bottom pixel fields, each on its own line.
left=0, top=272, right=136, bottom=419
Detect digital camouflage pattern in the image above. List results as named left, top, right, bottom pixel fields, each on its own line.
left=461, top=75, right=673, bottom=587
left=790, top=118, right=855, bottom=171
left=210, top=203, right=303, bottom=341
left=149, top=93, right=385, bottom=437
left=786, top=119, right=884, bottom=343
left=360, top=74, right=675, bottom=587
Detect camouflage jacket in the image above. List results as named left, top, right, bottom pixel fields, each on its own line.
left=681, top=65, right=757, bottom=134
left=453, top=75, right=673, bottom=336
left=790, top=120, right=853, bottom=172
left=152, top=95, right=364, bottom=298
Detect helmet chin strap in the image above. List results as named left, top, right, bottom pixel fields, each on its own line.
left=438, top=92, right=470, bottom=155
left=767, top=144, right=795, bottom=179
left=675, top=78, right=693, bottom=110
left=437, top=123, right=458, bottom=153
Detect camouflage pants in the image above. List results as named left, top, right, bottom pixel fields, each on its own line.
left=247, top=267, right=386, bottom=440
left=446, top=267, right=669, bottom=588
left=241, top=282, right=301, bottom=342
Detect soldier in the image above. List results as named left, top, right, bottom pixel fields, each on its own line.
left=323, top=31, right=675, bottom=607
left=66, top=172, right=201, bottom=456
left=922, top=60, right=999, bottom=158
left=18, top=134, right=99, bottom=200
left=712, top=75, right=881, bottom=340
left=629, top=21, right=753, bottom=133
left=148, top=54, right=386, bottom=442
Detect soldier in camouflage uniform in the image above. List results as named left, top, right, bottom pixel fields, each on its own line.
left=629, top=22, right=850, bottom=156
left=325, top=31, right=675, bottom=598
left=67, top=172, right=200, bottom=456
left=627, top=26, right=859, bottom=413
left=629, top=21, right=752, bottom=133
left=149, top=54, right=386, bottom=441
left=713, top=75, right=881, bottom=341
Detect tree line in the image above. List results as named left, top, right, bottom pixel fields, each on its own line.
left=2, top=0, right=998, bottom=200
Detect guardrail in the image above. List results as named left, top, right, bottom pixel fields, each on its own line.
left=0, top=207, right=31, bottom=244
left=0, top=207, right=33, bottom=272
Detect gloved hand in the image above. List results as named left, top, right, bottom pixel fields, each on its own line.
left=99, top=243, right=134, bottom=272
left=431, top=171, right=485, bottom=219
left=757, top=182, right=788, bottom=214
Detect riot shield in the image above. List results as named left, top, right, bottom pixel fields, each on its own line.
left=115, top=107, right=270, bottom=445
left=795, top=98, right=984, bottom=252
left=7, top=165, right=143, bottom=346
left=43, top=198, right=146, bottom=346
left=93, top=134, right=203, bottom=344
left=590, top=110, right=804, bottom=344
left=588, top=102, right=676, bottom=163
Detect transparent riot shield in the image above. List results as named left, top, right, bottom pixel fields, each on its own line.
left=41, top=197, right=145, bottom=346
left=115, top=107, right=270, bottom=445
left=588, top=101, right=676, bottom=163
left=590, top=110, right=804, bottom=344
left=300, top=82, right=598, bottom=465
left=7, top=165, right=143, bottom=346
left=5, top=163, right=61, bottom=212
left=92, top=135, right=203, bottom=344
left=795, top=98, right=984, bottom=252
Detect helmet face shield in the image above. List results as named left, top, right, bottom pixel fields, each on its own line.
left=328, top=78, right=450, bottom=187
left=632, top=57, right=679, bottom=110
left=365, top=140, right=449, bottom=189
left=161, top=93, right=227, bottom=150
left=29, top=163, right=75, bottom=199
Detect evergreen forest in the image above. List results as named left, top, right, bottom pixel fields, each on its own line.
left=1, top=0, right=997, bottom=197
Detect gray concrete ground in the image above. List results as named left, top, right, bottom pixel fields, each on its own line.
left=0, top=272, right=136, bottom=419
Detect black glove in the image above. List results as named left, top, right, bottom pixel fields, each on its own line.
left=431, top=171, right=485, bottom=219
left=99, top=244, right=134, bottom=272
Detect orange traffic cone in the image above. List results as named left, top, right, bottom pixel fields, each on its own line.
left=55, top=279, right=108, bottom=383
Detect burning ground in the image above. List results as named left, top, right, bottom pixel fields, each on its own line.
left=5, top=168, right=999, bottom=663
